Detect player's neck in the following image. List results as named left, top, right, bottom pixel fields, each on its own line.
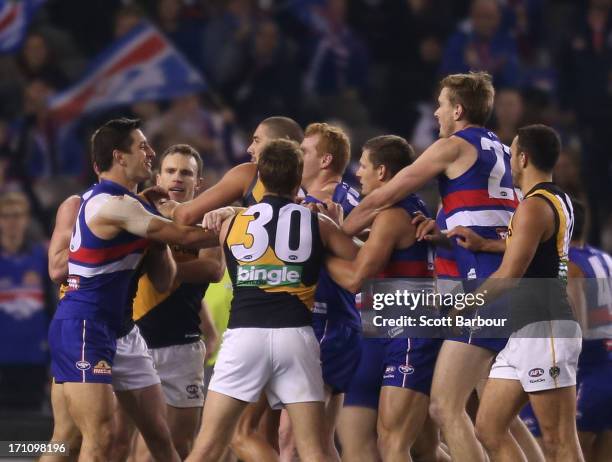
left=304, top=172, right=340, bottom=199
left=454, top=120, right=481, bottom=132
left=99, top=171, right=138, bottom=194
left=519, top=171, right=553, bottom=195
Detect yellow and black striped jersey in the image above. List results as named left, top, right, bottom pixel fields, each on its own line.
left=243, top=174, right=307, bottom=207
left=508, top=182, right=574, bottom=280
left=507, top=182, right=575, bottom=328
left=224, top=195, right=324, bottom=328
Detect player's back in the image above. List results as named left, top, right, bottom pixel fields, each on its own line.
left=55, top=179, right=152, bottom=333
left=304, top=182, right=361, bottom=333
left=439, top=127, right=518, bottom=279
left=224, top=195, right=324, bottom=328
left=569, top=244, right=612, bottom=365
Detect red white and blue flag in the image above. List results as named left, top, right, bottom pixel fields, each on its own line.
left=49, top=21, right=206, bottom=123
left=0, top=0, right=45, bottom=53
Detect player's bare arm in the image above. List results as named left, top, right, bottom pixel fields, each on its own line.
left=475, top=197, right=554, bottom=301
left=342, top=137, right=462, bottom=235
left=447, top=226, right=507, bottom=253
left=88, top=194, right=219, bottom=249
left=175, top=247, right=225, bottom=284
left=48, top=195, right=81, bottom=283
left=143, top=244, right=177, bottom=293
left=327, top=208, right=414, bottom=293
left=318, top=214, right=360, bottom=261
left=172, top=163, right=257, bottom=224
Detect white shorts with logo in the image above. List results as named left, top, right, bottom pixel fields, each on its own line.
left=489, top=320, right=582, bottom=392
left=112, top=325, right=161, bottom=392
left=209, top=327, right=325, bottom=410
left=150, top=340, right=206, bottom=408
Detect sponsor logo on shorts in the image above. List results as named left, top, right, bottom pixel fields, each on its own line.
left=529, top=378, right=545, bottom=384
left=236, top=265, right=302, bottom=287
left=92, top=360, right=112, bottom=375
left=398, top=364, right=414, bottom=375
left=75, top=360, right=91, bottom=371
left=186, top=384, right=200, bottom=399
left=467, top=268, right=477, bottom=280
left=549, top=366, right=560, bottom=379
left=383, top=366, right=396, bottom=379
left=528, top=368, right=544, bottom=378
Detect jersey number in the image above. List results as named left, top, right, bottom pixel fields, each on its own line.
left=481, top=137, right=514, bottom=200
left=230, top=203, right=312, bottom=263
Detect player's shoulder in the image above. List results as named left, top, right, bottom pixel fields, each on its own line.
left=227, top=162, right=257, bottom=180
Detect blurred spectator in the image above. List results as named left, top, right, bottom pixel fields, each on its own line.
left=145, top=94, right=247, bottom=170
left=553, top=150, right=585, bottom=201
left=230, top=19, right=301, bottom=129
left=557, top=0, right=612, bottom=245
left=440, top=0, right=520, bottom=87
left=154, top=0, right=206, bottom=70
left=0, top=192, right=51, bottom=411
left=490, top=88, right=525, bottom=145
left=16, top=32, right=69, bottom=89
left=302, top=0, right=369, bottom=98
left=203, top=0, right=259, bottom=89
left=114, top=4, right=147, bottom=39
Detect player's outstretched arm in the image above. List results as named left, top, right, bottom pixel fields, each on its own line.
left=48, top=195, right=81, bottom=283
left=92, top=195, right=219, bottom=249
left=567, top=262, right=587, bottom=330
left=447, top=226, right=506, bottom=253
left=172, top=163, right=256, bottom=225
left=318, top=215, right=359, bottom=261
left=326, top=208, right=410, bottom=293
left=342, top=138, right=460, bottom=236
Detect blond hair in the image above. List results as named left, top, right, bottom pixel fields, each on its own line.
left=304, top=123, right=350, bottom=175
left=440, top=71, right=495, bottom=125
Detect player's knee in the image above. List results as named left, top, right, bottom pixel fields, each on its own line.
left=230, top=426, right=255, bottom=453
left=428, top=397, right=450, bottom=427
left=539, top=427, right=563, bottom=457
left=474, top=419, right=501, bottom=452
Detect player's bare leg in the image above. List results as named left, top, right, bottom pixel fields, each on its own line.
left=323, top=387, right=343, bottom=462
left=509, top=415, right=545, bottom=462
left=63, top=382, right=114, bottom=462
left=377, top=386, right=429, bottom=462
left=115, top=385, right=180, bottom=462
left=231, top=395, right=279, bottom=462
left=284, top=401, right=328, bottom=462
left=411, top=415, right=451, bottom=462
left=133, top=405, right=202, bottom=461
left=428, top=340, right=494, bottom=462
left=529, top=386, right=584, bottom=462
left=592, top=430, right=612, bottom=462
left=337, top=406, right=379, bottom=462
left=475, top=378, right=528, bottom=461
left=578, top=431, right=596, bottom=461
left=186, top=391, right=249, bottom=462
left=110, top=396, right=137, bottom=462
left=40, top=381, right=82, bottom=462
left=279, top=410, right=297, bottom=462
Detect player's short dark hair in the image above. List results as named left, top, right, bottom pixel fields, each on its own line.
left=571, top=197, right=587, bottom=242
left=91, top=118, right=141, bottom=173
left=258, top=139, right=303, bottom=196
left=440, top=71, right=495, bottom=125
left=516, top=124, right=561, bottom=173
left=363, top=135, right=414, bottom=178
left=260, top=116, right=304, bottom=143
left=158, top=144, right=203, bottom=178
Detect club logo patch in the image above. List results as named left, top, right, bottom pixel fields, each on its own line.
left=549, top=366, right=560, bottom=379
left=75, top=360, right=91, bottom=371
left=186, top=384, right=200, bottom=399
left=528, top=368, right=544, bottom=378
left=398, top=365, right=414, bottom=375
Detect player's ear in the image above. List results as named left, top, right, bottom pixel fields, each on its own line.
left=195, top=177, right=205, bottom=194
left=113, top=149, right=127, bottom=167
left=321, top=153, right=333, bottom=169
left=377, top=164, right=387, bottom=181
left=453, top=104, right=463, bottom=121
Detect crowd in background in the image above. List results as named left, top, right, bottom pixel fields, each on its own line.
left=0, top=0, right=611, bottom=415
